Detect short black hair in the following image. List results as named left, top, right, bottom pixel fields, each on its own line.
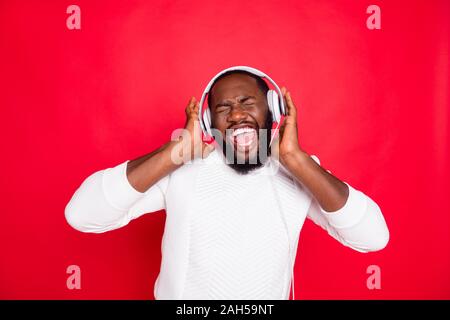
left=207, top=70, right=270, bottom=109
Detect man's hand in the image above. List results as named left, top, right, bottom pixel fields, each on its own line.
left=172, top=97, right=215, bottom=164
left=270, top=87, right=350, bottom=212
left=272, top=87, right=306, bottom=168
left=127, top=96, right=215, bottom=192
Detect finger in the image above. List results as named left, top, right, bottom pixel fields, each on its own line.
left=285, top=91, right=297, bottom=118
left=185, top=97, right=196, bottom=114
left=193, top=100, right=200, bottom=113
left=286, top=91, right=294, bottom=105
left=280, top=86, right=288, bottom=106
left=278, top=120, right=286, bottom=138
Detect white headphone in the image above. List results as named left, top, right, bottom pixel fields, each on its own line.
left=198, top=66, right=297, bottom=300
left=198, top=65, right=287, bottom=140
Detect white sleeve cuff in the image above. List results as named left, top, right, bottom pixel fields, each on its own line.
left=102, top=160, right=145, bottom=210
left=319, top=182, right=368, bottom=229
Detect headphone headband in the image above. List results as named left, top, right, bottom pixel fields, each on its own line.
left=198, top=66, right=286, bottom=136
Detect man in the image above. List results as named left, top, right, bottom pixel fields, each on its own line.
left=65, top=69, right=389, bottom=300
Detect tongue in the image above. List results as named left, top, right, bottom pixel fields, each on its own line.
left=235, top=131, right=256, bottom=146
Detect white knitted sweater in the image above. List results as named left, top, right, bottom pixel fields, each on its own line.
left=65, top=149, right=389, bottom=299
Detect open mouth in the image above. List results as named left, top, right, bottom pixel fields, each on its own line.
left=227, top=126, right=258, bottom=151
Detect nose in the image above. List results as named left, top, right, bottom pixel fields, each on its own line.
left=227, top=104, right=248, bottom=123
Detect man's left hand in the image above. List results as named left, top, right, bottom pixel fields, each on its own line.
left=272, top=87, right=306, bottom=168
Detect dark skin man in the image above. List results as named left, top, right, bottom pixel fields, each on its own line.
left=126, top=73, right=349, bottom=212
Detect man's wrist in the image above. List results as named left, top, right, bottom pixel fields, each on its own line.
left=164, top=140, right=187, bottom=167
left=281, top=149, right=309, bottom=171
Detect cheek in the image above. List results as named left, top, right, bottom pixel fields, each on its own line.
left=251, top=109, right=269, bottom=127
left=210, top=115, right=227, bottom=136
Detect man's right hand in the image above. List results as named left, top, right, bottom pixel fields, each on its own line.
left=126, top=97, right=215, bottom=193
left=171, top=97, right=215, bottom=164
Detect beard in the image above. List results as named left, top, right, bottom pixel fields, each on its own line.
left=221, top=113, right=273, bottom=175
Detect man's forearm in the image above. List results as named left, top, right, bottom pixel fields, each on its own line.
left=126, top=141, right=182, bottom=193
left=283, top=151, right=349, bottom=212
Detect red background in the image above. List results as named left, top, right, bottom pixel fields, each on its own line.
left=0, top=0, right=448, bottom=299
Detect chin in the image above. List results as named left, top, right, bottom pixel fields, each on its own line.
left=223, top=140, right=270, bottom=175
left=227, top=161, right=264, bottom=175
left=235, top=148, right=259, bottom=164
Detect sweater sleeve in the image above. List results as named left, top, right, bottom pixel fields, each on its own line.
left=305, top=156, right=390, bottom=253
left=65, top=160, right=169, bottom=233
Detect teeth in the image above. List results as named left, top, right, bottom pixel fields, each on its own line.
left=232, top=127, right=256, bottom=137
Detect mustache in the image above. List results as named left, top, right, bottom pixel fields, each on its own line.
left=226, top=121, right=259, bottom=131
left=227, top=112, right=272, bottom=131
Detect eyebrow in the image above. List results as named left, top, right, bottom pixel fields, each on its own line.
left=214, top=95, right=257, bottom=108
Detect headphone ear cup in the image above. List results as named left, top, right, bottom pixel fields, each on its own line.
left=202, top=107, right=212, bottom=136
left=267, top=90, right=281, bottom=123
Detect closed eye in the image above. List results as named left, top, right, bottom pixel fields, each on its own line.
left=215, top=105, right=230, bottom=112
left=241, top=97, right=256, bottom=105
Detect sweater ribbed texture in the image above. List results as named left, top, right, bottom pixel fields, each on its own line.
left=65, top=148, right=390, bottom=300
